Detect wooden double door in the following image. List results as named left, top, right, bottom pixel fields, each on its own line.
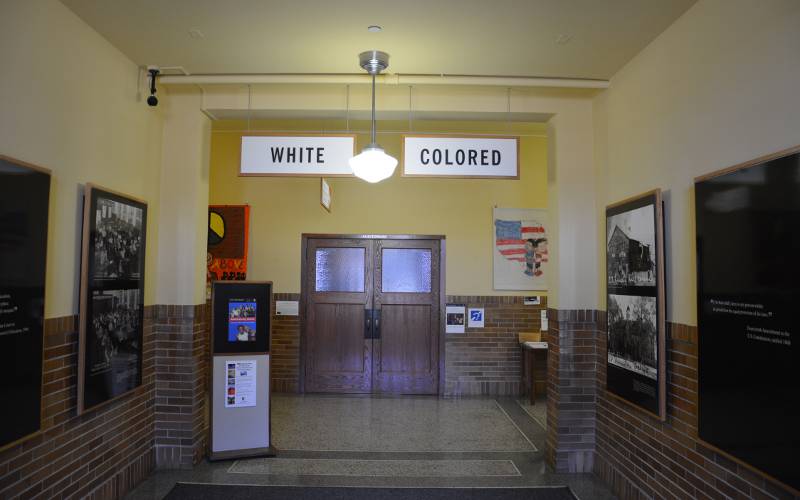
left=303, top=236, right=442, bottom=395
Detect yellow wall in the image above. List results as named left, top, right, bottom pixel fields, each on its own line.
left=0, top=0, right=164, bottom=318
left=209, top=119, right=547, bottom=295
left=593, top=0, right=800, bottom=325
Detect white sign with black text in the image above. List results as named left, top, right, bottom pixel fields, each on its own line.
left=403, top=136, right=519, bottom=178
left=240, top=135, right=356, bottom=176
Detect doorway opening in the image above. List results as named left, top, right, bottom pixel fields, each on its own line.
left=300, top=234, right=445, bottom=395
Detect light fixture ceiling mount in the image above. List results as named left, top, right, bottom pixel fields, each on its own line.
left=359, top=50, right=389, bottom=74
left=349, top=50, right=397, bottom=183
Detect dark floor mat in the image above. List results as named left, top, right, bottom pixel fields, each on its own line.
left=164, top=483, right=578, bottom=500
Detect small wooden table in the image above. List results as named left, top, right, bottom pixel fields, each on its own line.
left=520, top=341, right=548, bottom=405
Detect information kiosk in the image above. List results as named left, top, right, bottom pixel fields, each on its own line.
left=209, top=281, right=275, bottom=460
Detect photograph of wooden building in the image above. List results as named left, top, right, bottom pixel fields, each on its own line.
left=607, top=206, right=656, bottom=287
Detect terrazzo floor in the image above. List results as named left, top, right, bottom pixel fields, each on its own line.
left=126, top=394, right=617, bottom=500
left=271, top=395, right=536, bottom=452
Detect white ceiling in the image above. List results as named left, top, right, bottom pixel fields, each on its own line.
left=61, top=0, right=696, bottom=80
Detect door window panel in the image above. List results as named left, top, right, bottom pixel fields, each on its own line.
left=315, top=247, right=365, bottom=292
left=381, top=248, right=432, bottom=293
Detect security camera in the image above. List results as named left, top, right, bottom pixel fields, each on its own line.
left=147, top=67, right=160, bottom=107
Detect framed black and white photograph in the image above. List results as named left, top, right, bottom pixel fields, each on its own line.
left=78, top=184, right=147, bottom=414
left=607, top=294, right=657, bottom=380
left=605, top=189, right=665, bottom=419
left=607, top=204, right=656, bottom=287
left=92, top=197, right=144, bottom=281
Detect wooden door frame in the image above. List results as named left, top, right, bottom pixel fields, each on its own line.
left=300, top=233, right=446, bottom=395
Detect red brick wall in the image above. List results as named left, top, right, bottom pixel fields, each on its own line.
left=595, top=316, right=799, bottom=500
left=0, top=311, right=156, bottom=500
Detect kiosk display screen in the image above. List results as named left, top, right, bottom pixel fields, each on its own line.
left=212, top=282, right=270, bottom=354
left=695, top=148, right=800, bottom=490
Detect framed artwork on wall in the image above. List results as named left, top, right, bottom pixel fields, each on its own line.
left=0, top=155, right=51, bottom=449
left=320, top=178, right=332, bottom=212
left=605, top=189, right=666, bottom=420
left=78, top=184, right=147, bottom=414
left=207, top=205, right=250, bottom=300
left=493, top=207, right=549, bottom=290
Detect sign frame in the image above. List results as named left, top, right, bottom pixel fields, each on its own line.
left=401, top=134, right=520, bottom=179
left=78, top=183, right=148, bottom=415
left=0, top=155, right=51, bottom=451
left=694, top=144, right=800, bottom=494
left=238, top=132, right=357, bottom=178
left=209, top=280, right=275, bottom=461
left=604, top=189, right=666, bottom=421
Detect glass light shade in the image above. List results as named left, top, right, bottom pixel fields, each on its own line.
left=349, top=146, right=398, bottom=183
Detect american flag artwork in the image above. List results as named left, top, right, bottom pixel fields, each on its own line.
left=495, top=220, right=546, bottom=263
left=493, top=207, right=549, bottom=290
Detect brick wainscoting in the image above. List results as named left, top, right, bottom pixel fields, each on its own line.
left=152, top=304, right=209, bottom=469
left=546, top=309, right=601, bottom=473
left=267, top=294, right=548, bottom=396
left=271, top=293, right=301, bottom=393
left=444, top=295, right=547, bottom=396
left=0, top=310, right=157, bottom=500
left=595, top=317, right=798, bottom=500
left=0, top=303, right=211, bottom=500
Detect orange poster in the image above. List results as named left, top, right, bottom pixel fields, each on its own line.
left=207, top=205, right=250, bottom=299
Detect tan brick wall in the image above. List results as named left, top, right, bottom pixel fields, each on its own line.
left=546, top=309, right=600, bottom=473
left=270, top=293, right=300, bottom=393
left=152, top=304, right=209, bottom=469
left=267, top=294, right=547, bottom=397
left=595, top=319, right=799, bottom=500
left=0, top=310, right=156, bottom=500
left=444, top=295, right=547, bottom=397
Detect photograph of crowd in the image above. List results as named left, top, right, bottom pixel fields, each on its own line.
left=607, top=204, right=656, bottom=287
left=79, top=186, right=148, bottom=413
left=88, top=289, right=141, bottom=376
left=229, top=301, right=256, bottom=320
left=607, top=294, right=658, bottom=380
left=93, top=197, right=144, bottom=280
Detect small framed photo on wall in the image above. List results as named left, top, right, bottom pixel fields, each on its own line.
left=320, top=178, right=332, bottom=212
left=605, top=189, right=666, bottom=420
left=78, top=184, right=147, bottom=414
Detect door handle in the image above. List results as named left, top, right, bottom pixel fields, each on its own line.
left=373, top=309, right=381, bottom=340
left=364, top=309, right=373, bottom=339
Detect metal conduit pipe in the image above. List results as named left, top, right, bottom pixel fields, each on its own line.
left=158, top=73, right=609, bottom=89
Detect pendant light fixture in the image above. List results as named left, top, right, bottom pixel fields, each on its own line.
left=349, top=50, right=398, bottom=183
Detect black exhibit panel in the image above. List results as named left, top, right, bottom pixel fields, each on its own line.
left=695, top=148, right=800, bottom=490
left=78, top=186, right=147, bottom=413
left=605, top=190, right=666, bottom=419
left=212, top=281, right=271, bottom=354
left=0, top=156, right=50, bottom=447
